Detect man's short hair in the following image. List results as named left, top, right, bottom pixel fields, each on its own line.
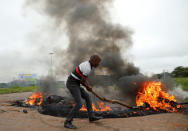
left=90, top=55, right=101, bottom=62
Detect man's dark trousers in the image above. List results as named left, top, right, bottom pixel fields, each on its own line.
left=65, top=75, right=93, bottom=122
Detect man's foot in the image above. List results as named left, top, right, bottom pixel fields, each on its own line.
left=89, top=116, right=103, bottom=122
left=64, top=121, right=77, bottom=129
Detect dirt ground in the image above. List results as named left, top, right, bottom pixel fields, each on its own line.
left=0, top=92, right=188, bottom=131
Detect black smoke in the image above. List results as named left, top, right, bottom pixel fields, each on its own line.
left=25, top=0, right=142, bottom=104
left=25, top=0, right=139, bottom=78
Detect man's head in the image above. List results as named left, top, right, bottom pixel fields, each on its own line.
left=89, top=55, right=101, bottom=68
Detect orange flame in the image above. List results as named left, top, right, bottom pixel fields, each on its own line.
left=80, top=102, right=111, bottom=112
left=136, top=81, right=180, bottom=112
left=25, top=92, right=43, bottom=106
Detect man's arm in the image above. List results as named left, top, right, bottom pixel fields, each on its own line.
left=80, top=78, right=92, bottom=91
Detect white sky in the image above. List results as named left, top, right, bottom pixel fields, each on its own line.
left=0, top=0, right=188, bottom=82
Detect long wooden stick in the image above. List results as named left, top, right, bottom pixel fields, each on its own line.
left=90, top=90, right=132, bottom=109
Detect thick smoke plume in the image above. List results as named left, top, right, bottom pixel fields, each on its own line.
left=25, top=0, right=139, bottom=79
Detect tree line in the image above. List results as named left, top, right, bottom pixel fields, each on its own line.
left=171, top=66, right=188, bottom=77
left=155, top=66, right=188, bottom=78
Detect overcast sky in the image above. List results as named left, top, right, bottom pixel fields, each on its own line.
left=0, top=0, right=188, bottom=82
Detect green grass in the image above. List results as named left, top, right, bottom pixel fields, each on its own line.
left=183, top=98, right=188, bottom=102
left=175, top=77, right=188, bottom=91
left=175, top=77, right=188, bottom=102
left=0, top=86, right=39, bottom=94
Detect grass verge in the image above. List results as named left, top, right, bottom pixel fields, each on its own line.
left=175, top=77, right=188, bottom=91
left=0, top=86, right=38, bottom=94
left=175, top=77, right=188, bottom=102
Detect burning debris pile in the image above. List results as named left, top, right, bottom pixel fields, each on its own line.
left=11, top=81, right=185, bottom=118
left=12, top=92, right=43, bottom=107
left=136, top=81, right=181, bottom=112
left=25, top=92, right=43, bottom=106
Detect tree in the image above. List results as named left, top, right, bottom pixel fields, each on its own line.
left=171, top=66, right=188, bottom=77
